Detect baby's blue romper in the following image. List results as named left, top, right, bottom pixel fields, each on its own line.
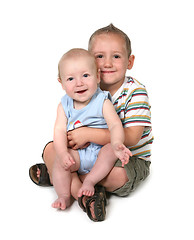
left=61, top=88, right=111, bottom=174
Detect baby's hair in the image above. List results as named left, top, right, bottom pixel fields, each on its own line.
left=58, top=48, right=97, bottom=80
left=88, top=23, right=132, bottom=58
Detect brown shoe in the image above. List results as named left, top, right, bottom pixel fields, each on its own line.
left=78, top=185, right=107, bottom=222
left=29, top=163, right=52, bottom=186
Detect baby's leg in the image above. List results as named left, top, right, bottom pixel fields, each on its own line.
left=52, top=149, right=80, bottom=210
left=78, top=143, right=116, bottom=197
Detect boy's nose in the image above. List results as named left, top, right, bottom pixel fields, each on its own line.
left=104, top=57, right=113, bottom=68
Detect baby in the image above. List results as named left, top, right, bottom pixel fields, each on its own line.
left=52, top=48, right=132, bottom=210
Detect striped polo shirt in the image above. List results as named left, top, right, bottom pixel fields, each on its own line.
left=112, top=76, right=153, bottom=161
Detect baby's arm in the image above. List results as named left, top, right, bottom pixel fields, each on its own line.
left=103, top=99, right=132, bottom=166
left=54, top=103, right=75, bottom=170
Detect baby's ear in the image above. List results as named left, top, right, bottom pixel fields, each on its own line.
left=58, top=77, right=62, bottom=83
left=58, top=77, right=65, bottom=89
left=127, top=55, right=135, bottom=70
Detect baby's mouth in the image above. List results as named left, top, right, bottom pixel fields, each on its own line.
left=76, top=89, right=87, bottom=94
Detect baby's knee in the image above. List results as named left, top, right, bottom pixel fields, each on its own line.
left=99, top=143, right=115, bottom=158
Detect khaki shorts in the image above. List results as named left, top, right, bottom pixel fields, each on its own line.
left=111, top=156, right=151, bottom=197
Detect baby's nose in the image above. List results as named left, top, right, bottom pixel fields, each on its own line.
left=76, top=78, right=84, bottom=86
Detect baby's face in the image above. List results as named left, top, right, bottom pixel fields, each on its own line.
left=59, top=56, right=100, bottom=107
left=90, top=33, right=130, bottom=93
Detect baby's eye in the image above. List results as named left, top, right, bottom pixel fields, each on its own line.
left=68, top=77, right=74, bottom=81
left=114, top=55, right=120, bottom=59
left=83, top=73, right=89, bottom=78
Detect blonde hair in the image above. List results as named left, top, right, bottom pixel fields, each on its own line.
left=58, top=48, right=97, bottom=80
left=88, top=23, right=132, bottom=58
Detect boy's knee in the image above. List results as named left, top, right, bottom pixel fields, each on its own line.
left=112, top=167, right=128, bottom=185
left=102, top=167, right=128, bottom=192
left=42, top=141, right=55, bottom=162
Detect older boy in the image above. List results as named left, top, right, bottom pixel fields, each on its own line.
left=69, top=24, right=153, bottom=196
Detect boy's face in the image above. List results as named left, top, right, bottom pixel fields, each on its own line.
left=90, top=33, right=133, bottom=94
left=59, top=56, right=100, bottom=107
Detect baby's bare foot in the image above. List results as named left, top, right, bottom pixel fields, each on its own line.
left=78, top=180, right=95, bottom=197
left=52, top=196, right=71, bottom=210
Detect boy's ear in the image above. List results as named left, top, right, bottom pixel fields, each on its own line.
left=127, top=55, right=135, bottom=70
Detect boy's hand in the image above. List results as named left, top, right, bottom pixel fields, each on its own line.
left=67, top=127, right=89, bottom=150
left=60, top=152, right=75, bottom=170
left=113, top=143, right=132, bottom=167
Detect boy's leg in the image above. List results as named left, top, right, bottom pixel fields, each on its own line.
left=78, top=143, right=117, bottom=197
left=42, top=141, right=55, bottom=183
left=52, top=148, right=80, bottom=210
left=98, top=167, right=129, bottom=192
left=110, top=157, right=151, bottom=196
left=80, top=157, right=150, bottom=196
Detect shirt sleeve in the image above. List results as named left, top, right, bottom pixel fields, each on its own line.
left=123, top=87, right=152, bottom=128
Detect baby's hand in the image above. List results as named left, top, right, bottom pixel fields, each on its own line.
left=60, top=153, right=75, bottom=170
left=113, top=143, right=132, bottom=167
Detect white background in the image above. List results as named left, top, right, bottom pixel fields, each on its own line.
left=0, top=0, right=193, bottom=239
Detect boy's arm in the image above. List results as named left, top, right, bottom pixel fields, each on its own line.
left=124, top=126, right=145, bottom=146
left=67, top=127, right=110, bottom=149
left=67, top=111, right=144, bottom=150
left=123, top=86, right=151, bottom=146
left=54, top=103, right=75, bottom=169
left=67, top=120, right=144, bottom=148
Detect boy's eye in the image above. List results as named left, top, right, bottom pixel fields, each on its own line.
left=96, top=55, right=103, bottom=59
left=114, top=55, right=120, bottom=59
left=83, top=73, right=89, bottom=78
left=68, top=77, right=74, bottom=81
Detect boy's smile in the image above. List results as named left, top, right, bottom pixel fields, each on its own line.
left=90, top=33, right=134, bottom=95
left=101, top=70, right=116, bottom=74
